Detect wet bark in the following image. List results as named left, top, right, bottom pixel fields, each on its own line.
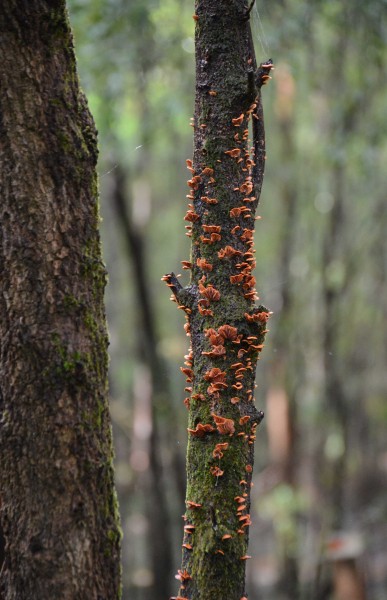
left=164, top=1, right=272, bottom=598
left=0, top=2, right=121, bottom=598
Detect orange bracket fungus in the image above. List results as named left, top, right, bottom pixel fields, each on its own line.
left=210, top=465, right=224, bottom=478
left=187, top=423, right=215, bottom=438
left=211, top=413, right=235, bottom=436
left=232, top=113, right=244, bottom=127
left=186, top=501, right=203, bottom=510
left=175, top=569, right=192, bottom=583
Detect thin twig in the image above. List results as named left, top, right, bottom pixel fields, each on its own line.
left=246, top=0, right=256, bottom=18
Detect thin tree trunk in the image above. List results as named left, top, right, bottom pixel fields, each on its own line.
left=270, top=67, right=299, bottom=598
left=164, top=1, right=273, bottom=598
left=321, top=30, right=353, bottom=533
left=111, top=166, right=176, bottom=599
left=0, top=2, right=121, bottom=598
left=319, top=19, right=367, bottom=600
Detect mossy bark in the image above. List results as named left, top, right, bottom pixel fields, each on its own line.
left=164, top=1, right=272, bottom=599
left=0, top=2, right=121, bottom=598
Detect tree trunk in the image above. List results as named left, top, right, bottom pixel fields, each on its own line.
left=0, top=2, right=121, bottom=598
left=111, top=166, right=176, bottom=599
left=270, top=64, right=299, bottom=598
left=164, top=1, right=272, bottom=598
left=321, top=29, right=355, bottom=534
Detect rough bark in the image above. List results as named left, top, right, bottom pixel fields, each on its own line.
left=0, top=2, right=121, bottom=598
left=163, top=1, right=272, bottom=598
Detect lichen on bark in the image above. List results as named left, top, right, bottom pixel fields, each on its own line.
left=164, top=1, right=273, bottom=599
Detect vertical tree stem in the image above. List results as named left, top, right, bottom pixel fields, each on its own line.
left=164, top=2, right=273, bottom=598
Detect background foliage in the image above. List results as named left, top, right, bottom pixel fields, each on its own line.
left=68, top=0, right=387, bottom=598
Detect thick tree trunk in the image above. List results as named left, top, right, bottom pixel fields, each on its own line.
left=0, top=2, right=121, bottom=598
left=164, top=1, right=272, bottom=598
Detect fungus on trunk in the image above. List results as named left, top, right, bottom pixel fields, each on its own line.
left=163, top=1, right=273, bottom=598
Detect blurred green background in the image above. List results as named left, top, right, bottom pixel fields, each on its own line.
left=67, top=1, right=387, bottom=598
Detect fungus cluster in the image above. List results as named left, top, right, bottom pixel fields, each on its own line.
left=164, top=56, right=274, bottom=598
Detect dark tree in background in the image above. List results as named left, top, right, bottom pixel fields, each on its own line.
left=112, top=166, right=178, bottom=600
left=0, top=2, right=121, bottom=598
left=164, top=1, right=273, bottom=598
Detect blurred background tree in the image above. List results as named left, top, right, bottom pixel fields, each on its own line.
left=68, top=0, right=387, bottom=598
